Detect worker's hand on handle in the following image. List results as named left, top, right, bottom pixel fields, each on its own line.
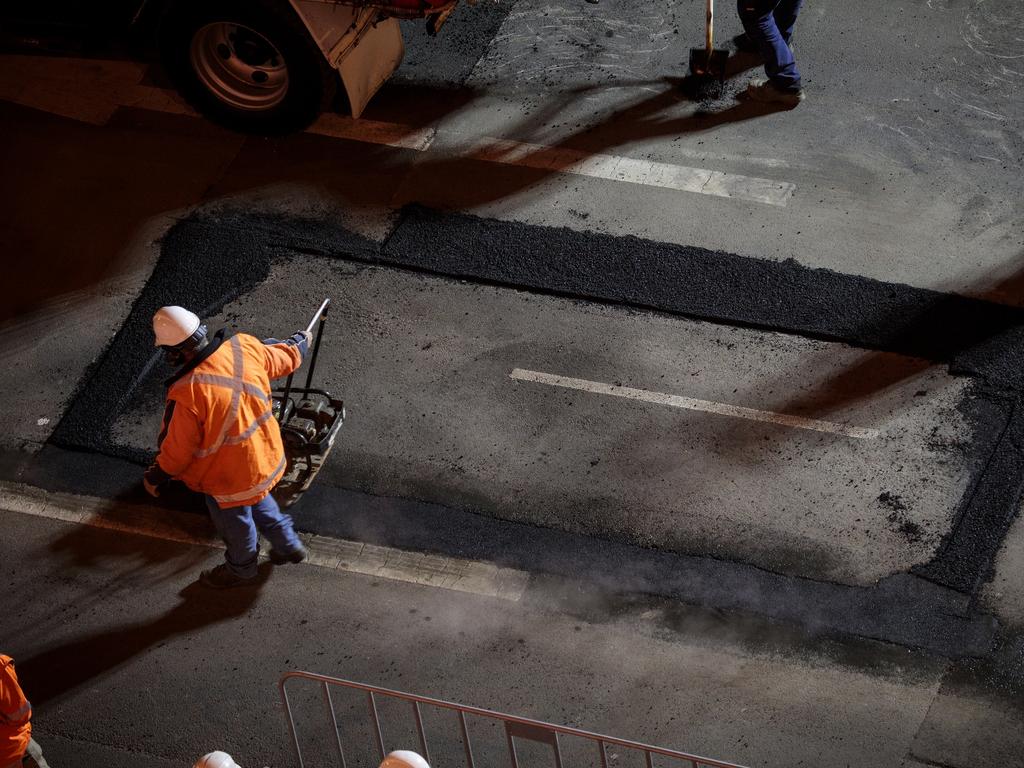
left=289, top=329, right=312, bottom=356
left=143, top=463, right=170, bottom=498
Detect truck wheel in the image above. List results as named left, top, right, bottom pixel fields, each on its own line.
left=159, top=0, right=337, bottom=134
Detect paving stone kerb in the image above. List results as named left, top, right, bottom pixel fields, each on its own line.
left=50, top=205, right=1024, bottom=601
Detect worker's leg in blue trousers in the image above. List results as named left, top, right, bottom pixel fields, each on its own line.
left=772, top=0, right=802, bottom=44
left=249, top=493, right=303, bottom=557
left=737, top=0, right=803, bottom=90
left=205, top=496, right=259, bottom=578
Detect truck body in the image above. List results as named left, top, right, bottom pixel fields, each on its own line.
left=1, top=0, right=464, bottom=132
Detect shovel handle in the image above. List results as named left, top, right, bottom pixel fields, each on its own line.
left=706, top=0, right=714, bottom=54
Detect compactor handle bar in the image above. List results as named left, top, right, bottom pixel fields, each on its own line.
left=277, top=298, right=330, bottom=423
left=305, top=298, right=331, bottom=336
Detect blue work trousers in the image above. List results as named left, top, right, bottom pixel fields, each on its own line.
left=738, top=0, right=803, bottom=90
left=205, top=493, right=302, bottom=578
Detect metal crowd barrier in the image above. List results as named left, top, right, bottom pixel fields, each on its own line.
left=278, top=671, right=750, bottom=768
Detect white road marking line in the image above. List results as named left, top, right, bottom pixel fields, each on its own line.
left=0, top=481, right=527, bottom=601
left=463, top=137, right=795, bottom=206
left=0, top=53, right=796, bottom=207
left=509, top=368, right=880, bottom=440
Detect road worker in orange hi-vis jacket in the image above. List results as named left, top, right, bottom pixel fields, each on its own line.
left=143, top=306, right=312, bottom=589
left=1, top=654, right=49, bottom=768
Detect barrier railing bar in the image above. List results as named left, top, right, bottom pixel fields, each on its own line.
left=507, top=726, right=520, bottom=768
left=368, top=691, right=386, bottom=761
left=598, top=740, right=608, bottom=768
left=279, top=679, right=306, bottom=768
left=413, top=701, right=430, bottom=764
left=645, top=748, right=654, bottom=768
left=458, top=710, right=475, bottom=768
left=322, top=682, right=347, bottom=768
left=553, top=732, right=564, bottom=768
left=281, top=672, right=749, bottom=768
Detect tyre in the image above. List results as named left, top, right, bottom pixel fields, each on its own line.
left=159, top=0, right=337, bottom=134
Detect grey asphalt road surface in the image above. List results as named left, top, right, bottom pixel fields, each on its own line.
left=2, top=0, right=1024, bottom=766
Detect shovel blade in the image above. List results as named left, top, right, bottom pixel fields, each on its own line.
left=688, top=47, right=729, bottom=79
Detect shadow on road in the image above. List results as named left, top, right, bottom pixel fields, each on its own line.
left=377, top=75, right=790, bottom=210
left=47, top=483, right=209, bottom=570
left=16, top=568, right=268, bottom=708
left=0, top=42, right=783, bottom=329
left=0, top=62, right=484, bottom=325
left=0, top=480, right=219, bottom=649
left=754, top=256, right=1024, bottom=427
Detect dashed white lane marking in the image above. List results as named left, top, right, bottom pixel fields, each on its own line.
left=0, top=481, right=527, bottom=601
left=509, top=368, right=880, bottom=440
left=0, top=54, right=795, bottom=207
left=463, top=138, right=795, bottom=206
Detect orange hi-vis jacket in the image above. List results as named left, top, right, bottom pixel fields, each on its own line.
left=0, top=655, right=31, bottom=764
left=155, top=331, right=302, bottom=508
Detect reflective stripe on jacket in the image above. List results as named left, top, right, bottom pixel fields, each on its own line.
left=0, top=655, right=31, bottom=764
left=155, top=333, right=302, bottom=507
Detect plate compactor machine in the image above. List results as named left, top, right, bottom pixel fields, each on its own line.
left=271, top=298, right=345, bottom=508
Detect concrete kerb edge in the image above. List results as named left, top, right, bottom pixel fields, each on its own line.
left=0, top=479, right=528, bottom=601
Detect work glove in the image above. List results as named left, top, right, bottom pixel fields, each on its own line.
left=143, top=463, right=171, bottom=498
left=289, top=330, right=312, bottom=356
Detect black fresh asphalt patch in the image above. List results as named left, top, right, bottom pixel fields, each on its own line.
left=386, top=207, right=1024, bottom=381
left=40, top=203, right=1024, bottom=656
left=50, top=209, right=376, bottom=460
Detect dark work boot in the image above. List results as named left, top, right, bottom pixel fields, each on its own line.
left=200, top=563, right=258, bottom=589
left=269, top=544, right=308, bottom=565
left=746, top=78, right=805, bottom=106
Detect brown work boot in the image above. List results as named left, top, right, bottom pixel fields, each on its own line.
left=746, top=78, right=805, bottom=106
left=200, top=563, right=258, bottom=589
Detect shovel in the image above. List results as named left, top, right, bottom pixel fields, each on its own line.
left=688, top=0, right=729, bottom=80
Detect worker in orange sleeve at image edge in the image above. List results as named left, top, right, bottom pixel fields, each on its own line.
left=143, top=306, right=312, bottom=589
left=1, top=654, right=49, bottom=768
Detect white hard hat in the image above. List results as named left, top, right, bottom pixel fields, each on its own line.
left=380, top=750, right=430, bottom=768
left=153, top=306, right=201, bottom=347
left=193, top=751, right=242, bottom=768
